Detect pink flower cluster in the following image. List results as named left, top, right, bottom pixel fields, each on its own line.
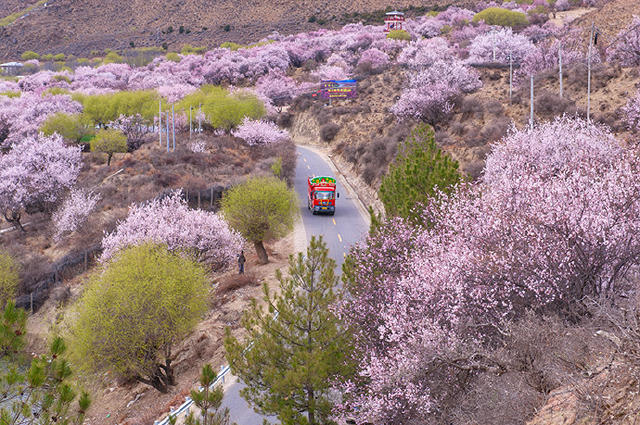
left=52, top=189, right=101, bottom=241
left=101, top=192, right=244, bottom=269
left=338, top=118, right=640, bottom=423
left=232, top=118, right=289, bottom=146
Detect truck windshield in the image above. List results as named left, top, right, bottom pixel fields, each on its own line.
left=315, top=191, right=334, bottom=200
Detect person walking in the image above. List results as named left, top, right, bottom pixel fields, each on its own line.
left=238, top=250, right=246, bottom=274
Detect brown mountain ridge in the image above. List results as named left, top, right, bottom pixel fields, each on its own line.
left=0, top=0, right=469, bottom=60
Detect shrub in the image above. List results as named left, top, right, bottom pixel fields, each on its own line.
left=41, top=53, right=54, bottom=61
left=40, top=112, right=94, bottom=143
left=70, top=243, right=209, bottom=393
left=52, top=53, right=65, bottom=61
left=0, top=252, right=18, bottom=308
left=21, top=51, right=40, bottom=60
left=472, top=7, right=529, bottom=28
left=166, top=52, right=181, bottom=62
left=103, top=50, right=124, bottom=64
left=181, top=44, right=206, bottom=55
left=320, top=122, right=340, bottom=142
left=220, top=41, right=245, bottom=51
left=387, top=29, right=412, bottom=41
left=90, top=128, right=127, bottom=166
left=221, top=176, right=297, bottom=263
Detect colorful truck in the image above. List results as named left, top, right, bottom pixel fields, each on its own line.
left=307, top=176, right=339, bottom=215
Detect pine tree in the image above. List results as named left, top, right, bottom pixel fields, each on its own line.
left=224, top=236, right=355, bottom=425
left=170, top=364, right=236, bottom=425
left=379, top=124, right=462, bottom=226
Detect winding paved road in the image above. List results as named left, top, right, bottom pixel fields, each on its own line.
left=219, top=145, right=369, bottom=425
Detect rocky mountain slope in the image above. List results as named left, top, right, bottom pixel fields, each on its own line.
left=0, top=0, right=470, bottom=60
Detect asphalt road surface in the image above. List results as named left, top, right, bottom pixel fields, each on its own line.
left=220, top=145, right=369, bottom=425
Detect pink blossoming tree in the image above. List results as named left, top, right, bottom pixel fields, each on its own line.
left=101, top=192, right=244, bottom=269
left=232, top=118, right=289, bottom=146
left=0, top=134, right=82, bottom=231
left=52, top=189, right=101, bottom=242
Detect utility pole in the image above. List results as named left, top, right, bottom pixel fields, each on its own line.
left=198, top=103, right=202, bottom=133
left=530, top=75, right=534, bottom=130
left=189, top=106, right=192, bottom=139
left=509, top=52, right=513, bottom=103
left=558, top=42, right=563, bottom=98
left=172, top=104, right=176, bottom=152
left=159, top=100, right=162, bottom=146
left=166, top=111, right=170, bottom=153
left=587, top=22, right=594, bottom=122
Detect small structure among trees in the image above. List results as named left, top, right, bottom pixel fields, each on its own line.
left=384, top=11, right=405, bottom=32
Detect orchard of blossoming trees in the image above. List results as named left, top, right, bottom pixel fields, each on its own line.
left=101, top=192, right=244, bottom=270
left=337, top=118, right=640, bottom=423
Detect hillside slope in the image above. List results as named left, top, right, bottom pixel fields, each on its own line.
left=0, top=0, right=470, bottom=60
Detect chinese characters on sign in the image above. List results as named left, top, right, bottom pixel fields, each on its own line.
left=316, top=79, right=358, bottom=100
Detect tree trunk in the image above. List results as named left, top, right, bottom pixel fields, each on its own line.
left=254, top=240, right=268, bottom=264
left=307, top=386, right=316, bottom=425
left=3, top=209, right=24, bottom=232
left=107, top=153, right=113, bottom=166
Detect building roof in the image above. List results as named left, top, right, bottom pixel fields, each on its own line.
left=0, top=62, right=23, bottom=67
left=385, top=11, right=404, bottom=16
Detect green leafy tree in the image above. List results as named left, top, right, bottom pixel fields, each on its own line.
left=221, top=176, right=296, bottom=264
left=177, top=364, right=237, bottom=425
left=90, top=128, right=127, bottom=166
left=166, top=52, right=181, bottom=62
left=69, top=244, right=209, bottom=393
left=386, top=29, right=411, bottom=41
left=40, top=113, right=94, bottom=143
left=472, top=7, right=529, bottom=28
left=21, top=51, right=40, bottom=61
left=103, top=51, right=124, bottom=64
left=224, top=236, right=356, bottom=425
left=177, top=86, right=265, bottom=132
left=74, top=90, right=162, bottom=126
left=0, top=252, right=18, bottom=309
left=0, top=336, right=91, bottom=425
left=379, top=124, right=462, bottom=227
